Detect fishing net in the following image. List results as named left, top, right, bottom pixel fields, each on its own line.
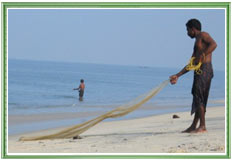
left=19, top=80, right=169, bottom=141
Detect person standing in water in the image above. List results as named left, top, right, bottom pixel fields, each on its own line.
left=73, top=79, right=85, bottom=101
left=170, top=19, right=217, bottom=133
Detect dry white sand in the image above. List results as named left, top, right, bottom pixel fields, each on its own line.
left=8, top=106, right=226, bottom=154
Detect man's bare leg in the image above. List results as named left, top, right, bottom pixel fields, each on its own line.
left=182, top=111, right=199, bottom=133
left=79, top=97, right=83, bottom=101
left=192, top=105, right=207, bottom=133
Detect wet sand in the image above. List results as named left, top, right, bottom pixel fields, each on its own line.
left=8, top=106, right=226, bottom=154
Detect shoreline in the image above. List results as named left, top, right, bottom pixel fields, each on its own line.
left=8, top=101, right=225, bottom=136
left=8, top=106, right=226, bottom=153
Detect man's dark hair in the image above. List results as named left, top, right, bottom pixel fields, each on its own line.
left=186, top=19, right=202, bottom=31
left=80, top=79, right=84, bottom=83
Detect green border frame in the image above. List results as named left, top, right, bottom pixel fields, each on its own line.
left=1, top=2, right=231, bottom=159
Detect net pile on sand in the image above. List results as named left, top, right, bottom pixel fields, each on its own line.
left=19, top=80, right=169, bottom=141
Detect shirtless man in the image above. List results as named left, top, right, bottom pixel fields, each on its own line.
left=170, top=19, right=217, bottom=133
left=73, top=79, right=85, bottom=101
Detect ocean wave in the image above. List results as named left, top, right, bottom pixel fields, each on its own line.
left=55, top=95, right=77, bottom=99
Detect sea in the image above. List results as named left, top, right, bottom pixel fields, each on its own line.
left=8, top=59, right=225, bottom=135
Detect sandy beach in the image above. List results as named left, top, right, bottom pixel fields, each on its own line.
left=8, top=106, right=226, bottom=154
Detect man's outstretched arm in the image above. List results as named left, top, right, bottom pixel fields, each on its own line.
left=170, top=66, right=190, bottom=84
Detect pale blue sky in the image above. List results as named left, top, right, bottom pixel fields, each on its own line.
left=8, top=9, right=225, bottom=71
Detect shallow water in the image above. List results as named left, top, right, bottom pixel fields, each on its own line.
left=8, top=59, right=225, bottom=135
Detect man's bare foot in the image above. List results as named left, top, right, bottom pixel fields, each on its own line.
left=191, top=127, right=207, bottom=133
left=181, top=126, right=196, bottom=133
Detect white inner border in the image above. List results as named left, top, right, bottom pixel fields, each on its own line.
left=5, top=7, right=228, bottom=157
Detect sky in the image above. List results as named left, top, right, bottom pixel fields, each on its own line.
left=8, top=8, right=225, bottom=71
